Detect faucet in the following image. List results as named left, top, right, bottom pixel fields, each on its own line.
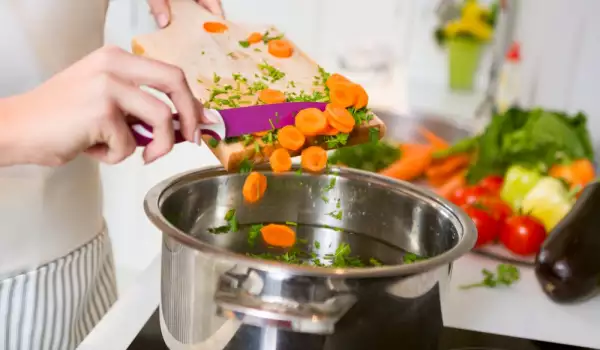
left=474, top=0, right=519, bottom=120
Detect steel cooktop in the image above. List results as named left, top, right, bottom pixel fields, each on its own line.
left=128, top=309, right=590, bottom=350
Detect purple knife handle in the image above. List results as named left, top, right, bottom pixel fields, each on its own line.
left=129, top=109, right=226, bottom=146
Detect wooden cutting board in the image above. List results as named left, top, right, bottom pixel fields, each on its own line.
left=132, top=0, right=386, bottom=171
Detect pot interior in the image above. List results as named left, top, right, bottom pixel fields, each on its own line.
left=156, top=167, right=469, bottom=269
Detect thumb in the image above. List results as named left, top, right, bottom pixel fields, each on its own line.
left=148, top=0, right=171, bottom=28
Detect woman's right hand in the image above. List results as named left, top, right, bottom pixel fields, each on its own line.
left=0, top=45, right=208, bottom=167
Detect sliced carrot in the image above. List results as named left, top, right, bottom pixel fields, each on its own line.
left=277, top=125, right=306, bottom=151
left=131, top=40, right=145, bottom=55
left=242, top=172, right=267, bottom=203
left=269, top=148, right=292, bottom=173
left=351, top=84, right=369, bottom=109
left=418, top=127, right=448, bottom=150
left=203, top=22, right=228, bottom=33
left=328, top=82, right=357, bottom=108
left=326, top=73, right=350, bottom=90
left=268, top=39, right=294, bottom=58
left=379, top=147, right=433, bottom=181
left=301, top=146, right=328, bottom=172
left=425, top=154, right=471, bottom=181
left=325, top=103, right=356, bottom=131
left=321, top=125, right=340, bottom=136
left=247, top=32, right=263, bottom=44
left=260, top=224, right=296, bottom=248
left=258, top=88, right=286, bottom=104
left=549, top=159, right=596, bottom=188
left=435, top=170, right=467, bottom=199
left=295, top=108, right=329, bottom=136
left=253, top=131, right=269, bottom=137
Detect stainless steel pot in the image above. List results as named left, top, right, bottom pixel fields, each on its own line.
left=144, top=165, right=476, bottom=350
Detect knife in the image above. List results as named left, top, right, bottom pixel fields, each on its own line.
left=130, top=101, right=327, bottom=146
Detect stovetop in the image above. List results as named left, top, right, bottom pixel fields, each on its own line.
left=128, top=309, right=591, bottom=350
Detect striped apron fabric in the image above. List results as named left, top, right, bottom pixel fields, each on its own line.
left=0, top=229, right=117, bottom=350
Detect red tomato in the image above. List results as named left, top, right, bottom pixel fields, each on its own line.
left=477, top=197, right=512, bottom=223
left=478, top=175, right=504, bottom=195
left=462, top=204, right=500, bottom=248
left=450, top=185, right=491, bottom=206
left=500, top=215, right=547, bottom=256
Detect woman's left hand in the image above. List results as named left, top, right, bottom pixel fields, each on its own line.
left=148, top=0, right=224, bottom=28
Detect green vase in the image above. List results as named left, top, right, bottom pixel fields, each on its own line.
left=448, top=38, right=482, bottom=91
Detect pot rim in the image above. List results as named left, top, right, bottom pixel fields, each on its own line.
left=144, top=165, right=477, bottom=278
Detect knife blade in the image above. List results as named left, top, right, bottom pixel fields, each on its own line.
left=130, top=91, right=327, bottom=146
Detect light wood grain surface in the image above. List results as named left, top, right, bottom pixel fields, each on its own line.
left=132, top=0, right=385, bottom=171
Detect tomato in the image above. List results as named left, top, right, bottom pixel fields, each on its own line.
left=477, top=197, right=512, bottom=223
left=500, top=215, right=547, bottom=256
left=462, top=204, right=500, bottom=248
left=450, top=185, right=491, bottom=206
left=478, top=175, right=504, bottom=195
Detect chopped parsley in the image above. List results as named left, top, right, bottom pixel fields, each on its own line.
left=460, top=264, right=520, bottom=290
left=323, top=133, right=349, bottom=148
left=349, top=107, right=374, bottom=126
left=213, top=72, right=221, bottom=84
left=247, top=224, right=263, bottom=247
left=314, top=241, right=321, bottom=249
left=208, top=137, right=219, bottom=148
left=208, top=209, right=239, bottom=234
left=368, top=127, right=379, bottom=142
left=327, top=210, right=343, bottom=220
left=238, top=40, right=250, bottom=48
left=285, top=221, right=298, bottom=226
left=403, top=253, right=427, bottom=264
left=262, top=30, right=284, bottom=44
left=258, top=61, right=285, bottom=83
left=239, top=159, right=254, bottom=173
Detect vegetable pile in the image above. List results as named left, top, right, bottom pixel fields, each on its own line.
left=438, top=107, right=596, bottom=256
left=327, top=106, right=596, bottom=257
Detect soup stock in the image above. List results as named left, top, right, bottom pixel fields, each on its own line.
left=143, top=165, right=476, bottom=350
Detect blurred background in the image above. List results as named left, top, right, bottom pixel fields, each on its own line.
left=101, top=0, right=600, bottom=293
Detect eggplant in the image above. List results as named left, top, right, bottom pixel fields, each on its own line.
left=535, top=181, right=600, bottom=303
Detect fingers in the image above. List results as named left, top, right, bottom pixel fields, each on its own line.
left=97, top=47, right=199, bottom=143
left=197, top=0, right=224, bottom=17
left=107, top=77, right=176, bottom=163
left=147, top=0, right=171, bottom=28
left=85, top=117, right=137, bottom=165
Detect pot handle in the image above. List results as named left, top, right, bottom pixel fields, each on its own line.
left=214, top=268, right=356, bottom=335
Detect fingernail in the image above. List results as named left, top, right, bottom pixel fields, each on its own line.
left=157, top=14, right=170, bottom=28
left=193, top=126, right=203, bottom=145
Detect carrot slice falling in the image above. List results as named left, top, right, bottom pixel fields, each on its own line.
left=247, top=32, right=263, bottom=44
left=329, top=83, right=357, bottom=108
left=269, top=148, right=292, bottom=173
left=326, top=73, right=350, bottom=90
left=268, top=39, right=294, bottom=58
left=260, top=224, right=296, bottom=247
left=203, top=22, right=228, bottom=33
left=277, top=125, right=306, bottom=151
left=242, top=172, right=267, bottom=203
left=351, top=84, right=369, bottom=109
left=258, top=88, right=286, bottom=104
left=301, top=146, right=328, bottom=172
left=325, top=103, right=356, bottom=131
left=295, top=108, right=329, bottom=136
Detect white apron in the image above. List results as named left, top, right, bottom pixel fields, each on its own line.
left=0, top=0, right=117, bottom=349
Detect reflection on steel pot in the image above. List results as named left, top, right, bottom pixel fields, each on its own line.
left=144, top=166, right=476, bottom=350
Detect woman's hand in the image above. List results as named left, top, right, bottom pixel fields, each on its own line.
left=148, top=0, right=224, bottom=28
left=0, top=46, right=207, bottom=167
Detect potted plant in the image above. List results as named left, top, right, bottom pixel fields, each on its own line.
left=435, top=0, right=498, bottom=91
